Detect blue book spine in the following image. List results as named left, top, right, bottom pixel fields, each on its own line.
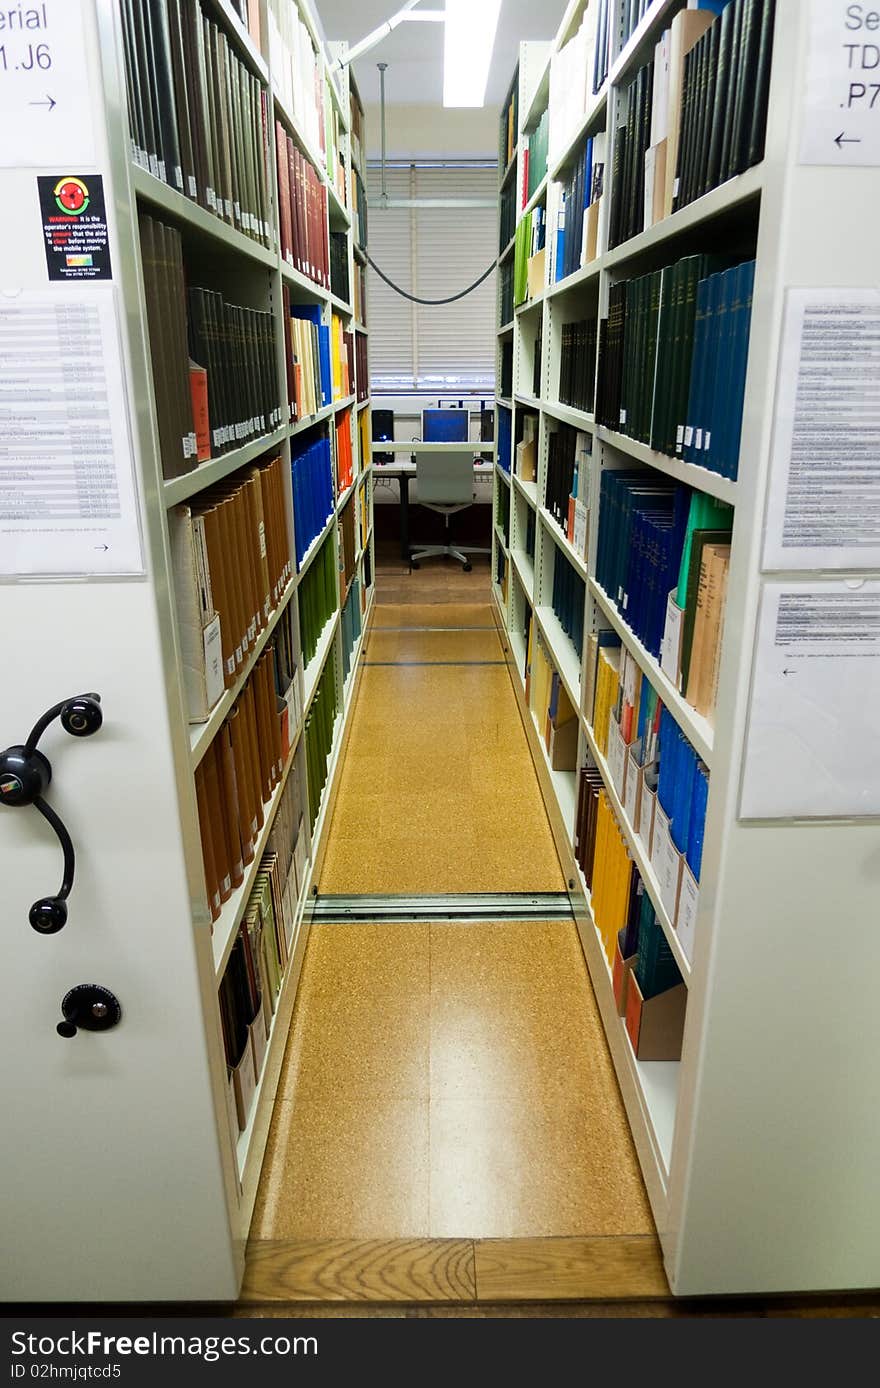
left=555, top=192, right=566, bottom=282
left=721, top=259, right=755, bottom=479
left=686, top=763, right=709, bottom=879
left=702, top=267, right=733, bottom=475
left=683, top=276, right=712, bottom=465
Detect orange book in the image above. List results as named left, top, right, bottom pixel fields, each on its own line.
left=189, top=364, right=211, bottom=462
left=194, top=762, right=221, bottom=922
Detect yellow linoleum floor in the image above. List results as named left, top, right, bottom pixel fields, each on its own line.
left=251, top=553, right=655, bottom=1247
left=252, top=922, right=654, bottom=1240
left=319, top=578, right=563, bottom=894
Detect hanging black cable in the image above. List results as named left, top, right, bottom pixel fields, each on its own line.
left=365, top=252, right=497, bottom=305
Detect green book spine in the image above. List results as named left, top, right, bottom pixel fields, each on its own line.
left=705, top=0, right=735, bottom=193
left=720, top=0, right=746, bottom=182
left=698, top=19, right=722, bottom=198
left=746, top=0, right=776, bottom=168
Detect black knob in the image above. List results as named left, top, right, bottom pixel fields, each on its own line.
left=57, top=984, right=122, bottom=1038
left=60, top=694, right=102, bottom=738
left=0, top=746, right=51, bottom=807
left=30, top=898, right=68, bottom=934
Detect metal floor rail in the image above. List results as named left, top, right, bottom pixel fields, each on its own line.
left=309, top=892, right=574, bottom=923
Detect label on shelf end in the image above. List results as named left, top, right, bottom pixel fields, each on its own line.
left=676, top=864, right=699, bottom=967
left=202, top=616, right=224, bottom=710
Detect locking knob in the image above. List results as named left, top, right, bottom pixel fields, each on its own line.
left=57, top=984, right=122, bottom=1038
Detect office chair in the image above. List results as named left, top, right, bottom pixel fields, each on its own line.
left=409, top=451, right=491, bottom=573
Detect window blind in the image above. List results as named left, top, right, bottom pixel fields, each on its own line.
left=366, top=165, right=497, bottom=392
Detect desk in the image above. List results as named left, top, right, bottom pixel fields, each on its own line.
left=373, top=442, right=496, bottom=559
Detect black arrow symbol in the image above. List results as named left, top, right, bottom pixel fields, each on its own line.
left=834, top=131, right=861, bottom=148
left=782, top=667, right=796, bottom=676
left=94, top=544, right=109, bottom=552
left=29, top=94, right=56, bottom=112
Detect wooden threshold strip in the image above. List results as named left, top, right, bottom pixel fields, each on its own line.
left=241, top=1234, right=668, bottom=1305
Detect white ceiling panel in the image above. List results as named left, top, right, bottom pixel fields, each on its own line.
left=318, top=0, right=567, bottom=108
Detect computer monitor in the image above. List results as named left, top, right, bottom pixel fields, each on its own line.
left=422, top=407, right=469, bottom=443
left=372, top=408, right=394, bottom=463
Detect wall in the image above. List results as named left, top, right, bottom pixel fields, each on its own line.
left=364, top=103, right=498, bottom=160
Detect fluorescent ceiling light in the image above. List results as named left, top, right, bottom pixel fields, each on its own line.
left=443, top=0, right=502, bottom=108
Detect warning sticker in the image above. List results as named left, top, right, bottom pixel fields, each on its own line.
left=38, top=174, right=112, bottom=281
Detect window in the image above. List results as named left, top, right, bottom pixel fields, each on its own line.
left=366, top=164, right=497, bottom=392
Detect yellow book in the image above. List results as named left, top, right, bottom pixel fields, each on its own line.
left=592, top=792, right=612, bottom=932
left=593, top=646, right=621, bottom=756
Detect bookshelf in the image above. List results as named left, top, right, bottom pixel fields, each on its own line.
left=494, top=0, right=880, bottom=1295
left=2, top=0, right=373, bottom=1301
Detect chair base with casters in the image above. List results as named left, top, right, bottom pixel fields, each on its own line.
left=408, top=452, right=492, bottom=573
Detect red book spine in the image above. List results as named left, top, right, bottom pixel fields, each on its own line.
left=275, top=120, right=292, bottom=263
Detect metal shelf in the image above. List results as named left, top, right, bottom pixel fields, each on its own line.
left=130, top=165, right=276, bottom=269
left=163, top=428, right=286, bottom=508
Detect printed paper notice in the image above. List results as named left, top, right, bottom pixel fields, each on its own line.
left=0, top=1, right=96, bottom=168
left=763, top=288, right=880, bottom=571
left=0, top=287, right=144, bottom=577
left=801, top=0, right=880, bottom=166
left=740, top=582, right=880, bottom=819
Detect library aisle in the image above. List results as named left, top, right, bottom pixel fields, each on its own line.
left=247, top=550, right=655, bottom=1293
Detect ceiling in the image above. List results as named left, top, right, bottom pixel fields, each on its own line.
left=316, top=0, right=568, bottom=109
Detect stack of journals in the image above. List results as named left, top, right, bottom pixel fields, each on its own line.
left=592, top=0, right=612, bottom=93
left=353, top=263, right=367, bottom=326
left=264, top=749, right=308, bottom=931
left=666, top=495, right=734, bottom=719
left=291, top=433, right=334, bottom=568
left=138, top=214, right=197, bottom=478
left=545, top=423, right=590, bottom=563
left=500, top=175, right=517, bottom=253
left=350, top=93, right=365, bottom=181
left=275, top=122, right=330, bottom=289
left=620, top=0, right=652, bottom=47
left=554, top=137, right=604, bottom=283
left=339, top=493, right=356, bottom=591
left=121, top=0, right=271, bottom=245
left=682, top=260, right=755, bottom=478
left=139, top=213, right=280, bottom=476
left=525, top=508, right=536, bottom=562
left=514, top=208, right=545, bottom=306
left=524, top=106, right=549, bottom=205
left=187, top=284, right=279, bottom=456
left=335, top=409, right=354, bottom=495
left=528, top=627, right=579, bottom=771
left=575, top=768, right=641, bottom=963
left=267, top=0, right=325, bottom=156
left=170, top=455, right=291, bottom=717
left=634, top=893, right=683, bottom=999
left=499, top=262, right=514, bottom=326
left=548, top=3, right=601, bottom=166
left=329, top=232, right=350, bottom=306
left=283, top=300, right=331, bottom=423
left=608, top=58, right=655, bottom=250
left=341, top=577, right=363, bottom=683
left=305, top=661, right=339, bottom=827
left=586, top=637, right=710, bottom=891
left=355, top=334, right=369, bottom=402
left=498, top=480, right=511, bottom=548
left=673, top=0, right=775, bottom=213
left=358, top=408, right=372, bottom=469
left=352, top=169, right=368, bottom=249
left=298, top=533, right=337, bottom=669
left=500, top=74, right=518, bottom=170
left=193, top=651, right=287, bottom=921
left=658, top=705, right=709, bottom=881
left=607, top=0, right=774, bottom=240
left=559, top=319, right=598, bottom=414
left=330, top=313, right=352, bottom=399
left=596, top=253, right=755, bottom=478
left=500, top=341, right=513, bottom=399
left=596, top=472, right=733, bottom=671
left=551, top=549, right=586, bottom=659
left=497, top=406, right=512, bottom=474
